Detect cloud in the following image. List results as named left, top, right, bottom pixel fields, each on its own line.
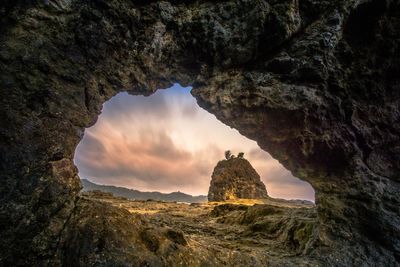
left=248, top=148, right=273, bottom=161
left=181, top=101, right=199, bottom=117
left=74, top=84, right=315, bottom=201
left=75, top=126, right=219, bottom=194
left=76, top=132, right=107, bottom=156
left=103, top=91, right=171, bottom=118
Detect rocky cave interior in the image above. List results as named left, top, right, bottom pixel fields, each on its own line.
left=0, top=0, right=399, bottom=266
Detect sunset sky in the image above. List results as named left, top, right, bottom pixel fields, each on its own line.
left=74, top=84, right=315, bottom=201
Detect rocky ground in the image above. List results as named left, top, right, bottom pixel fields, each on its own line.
left=79, top=191, right=317, bottom=266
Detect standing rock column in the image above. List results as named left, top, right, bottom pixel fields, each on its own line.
left=208, top=157, right=269, bottom=201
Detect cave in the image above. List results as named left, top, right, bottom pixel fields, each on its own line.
left=0, top=0, right=399, bottom=266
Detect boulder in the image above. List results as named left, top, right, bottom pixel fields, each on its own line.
left=208, top=157, right=268, bottom=201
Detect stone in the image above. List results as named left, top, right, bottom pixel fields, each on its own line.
left=165, top=229, right=187, bottom=246
left=208, top=157, right=269, bottom=201
left=0, top=0, right=399, bottom=266
left=79, top=192, right=317, bottom=266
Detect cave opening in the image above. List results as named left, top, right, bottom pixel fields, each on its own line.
left=74, top=83, right=315, bottom=202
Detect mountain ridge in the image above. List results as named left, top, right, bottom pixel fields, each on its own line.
left=81, top=179, right=207, bottom=203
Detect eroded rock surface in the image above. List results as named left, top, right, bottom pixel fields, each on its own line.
left=0, top=0, right=399, bottom=266
left=76, top=191, right=316, bottom=267
left=208, top=157, right=269, bottom=201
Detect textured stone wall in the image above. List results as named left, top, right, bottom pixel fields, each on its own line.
left=0, top=0, right=399, bottom=266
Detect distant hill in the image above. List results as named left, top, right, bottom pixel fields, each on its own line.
left=81, top=179, right=207, bottom=203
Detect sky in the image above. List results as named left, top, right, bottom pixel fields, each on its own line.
left=74, top=84, right=315, bottom=201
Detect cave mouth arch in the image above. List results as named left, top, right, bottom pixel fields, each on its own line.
left=74, top=83, right=315, bottom=202
left=1, top=0, right=398, bottom=265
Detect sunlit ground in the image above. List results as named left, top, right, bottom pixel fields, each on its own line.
left=74, top=84, right=315, bottom=202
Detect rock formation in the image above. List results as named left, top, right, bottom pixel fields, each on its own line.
left=79, top=191, right=316, bottom=267
left=208, top=157, right=268, bottom=201
left=0, top=0, right=399, bottom=266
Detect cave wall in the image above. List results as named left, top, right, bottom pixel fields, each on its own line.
left=0, top=0, right=399, bottom=266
